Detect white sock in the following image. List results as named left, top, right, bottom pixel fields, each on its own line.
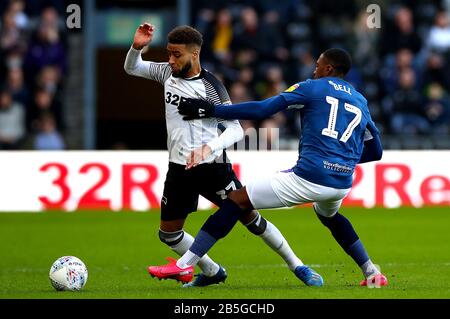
left=361, top=259, right=381, bottom=278
left=171, top=231, right=219, bottom=276
left=176, top=250, right=201, bottom=269
left=259, top=220, right=303, bottom=271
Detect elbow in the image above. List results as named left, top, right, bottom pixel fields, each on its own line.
left=123, top=56, right=136, bottom=75
left=124, top=63, right=133, bottom=75
left=376, top=148, right=383, bottom=161
left=375, top=136, right=383, bottom=161
left=371, top=134, right=383, bottom=161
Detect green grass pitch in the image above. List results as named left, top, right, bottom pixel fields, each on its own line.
left=1, top=207, right=449, bottom=299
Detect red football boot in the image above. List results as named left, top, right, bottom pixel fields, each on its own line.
left=148, top=257, right=194, bottom=283
left=360, top=273, right=388, bottom=288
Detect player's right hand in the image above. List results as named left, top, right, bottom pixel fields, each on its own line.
left=178, top=98, right=215, bottom=120
left=185, top=144, right=212, bottom=170
left=132, top=23, right=155, bottom=50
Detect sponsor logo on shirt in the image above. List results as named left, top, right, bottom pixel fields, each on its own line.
left=284, top=83, right=300, bottom=92
left=323, top=160, right=353, bottom=173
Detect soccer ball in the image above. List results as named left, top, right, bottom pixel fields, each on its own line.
left=49, top=256, right=88, bottom=291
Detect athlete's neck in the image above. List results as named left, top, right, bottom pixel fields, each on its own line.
left=329, top=72, right=344, bottom=79
left=185, top=63, right=201, bottom=78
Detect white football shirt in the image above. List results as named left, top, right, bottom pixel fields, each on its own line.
left=124, top=47, right=243, bottom=165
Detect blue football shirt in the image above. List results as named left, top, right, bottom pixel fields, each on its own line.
left=280, top=77, right=379, bottom=189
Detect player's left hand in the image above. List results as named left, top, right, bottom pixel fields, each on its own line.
left=178, top=98, right=215, bottom=120
left=186, top=144, right=212, bottom=170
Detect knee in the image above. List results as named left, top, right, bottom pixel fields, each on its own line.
left=245, top=212, right=267, bottom=235
left=228, top=188, right=253, bottom=212
left=158, top=229, right=184, bottom=247
left=313, top=204, right=337, bottom=226
left=227, top=190, right=240, bottom=203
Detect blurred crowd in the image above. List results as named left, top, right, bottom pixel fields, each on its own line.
left=193, top=0, right=450, bottom=149
left=0, top=0, right=67, bottom=150
left=1, top=0, right=449, bottom=151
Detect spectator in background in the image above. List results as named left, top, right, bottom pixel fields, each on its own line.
left=382, top=6, right=422, bottom=56
left=24, top=11, right=66, bottom=84
left=295, top=48, right=315, bottom=82
left=193, top=4, right=216, bottom=35
left=23, top=0, right=66, bottom=18
left=0, top=87, right=26, bottom=149
left=36, top=65, right=62, bottom=95
left=229, top=82, right=256, bottom=133
left=257, top=64, right=287, bottom=99
left=237, top=66, right=256, bottom=91
left=423, top=82, right=450, bottom=134
left=380, top=48, right=421, bottom=95
left=427, top=10, right=450, bottom=53
left=0, top=3, right=68, bottom=151
left=257, top=65, right=287, bottom=148
left=0, top=7, right=27, bottom=54
left=33, top=111, right=65, bottom=150
left=6, top=67, right=29, bottom=107
left=261, top=8, right=290, bottom=63
left=4, top=49, right=24, bottom=70
left=39, top=6, right=68, bottom=47
left=8, top=0, right=29, bottom=30
left=231, top=7, right=265, bottom=63
left=28, top=87, right=64, bottom=133
left=384, top=68, right=430, bottom=135
left=423, top=52, right=450, bottom=88
left=351, top=9, right=379, bottom=70
left=209, top=8, right=234, bottom=64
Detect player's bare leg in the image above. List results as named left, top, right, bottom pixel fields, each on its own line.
left=158, top=218, right=221, bottom=282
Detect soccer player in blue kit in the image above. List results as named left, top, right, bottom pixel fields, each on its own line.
left=149, top=48, right=388, bottom=287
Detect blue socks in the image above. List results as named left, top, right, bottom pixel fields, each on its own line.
left=317, top=212, right=370, bottom=266
left=189, top=198, right=246, bottom=258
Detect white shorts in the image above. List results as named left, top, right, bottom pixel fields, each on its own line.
left=246, top=170, right=351, bottom=217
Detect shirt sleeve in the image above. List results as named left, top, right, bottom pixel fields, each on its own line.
left=124, top=47, right=172, bottom=84
left=214, top=95, right=289, bottom=120
left=207, top=120, right=244, bottom=154
left=279, top=79, right=314, bottom=106
left=359, top=132, right=383, bottom=163
left=364, top=115, right=380, bottom=141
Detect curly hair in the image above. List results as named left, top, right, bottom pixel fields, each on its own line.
left=167, top=25, right=203, bottom=48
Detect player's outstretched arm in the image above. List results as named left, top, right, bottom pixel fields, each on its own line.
left=178, top=95, right=289, bottom=120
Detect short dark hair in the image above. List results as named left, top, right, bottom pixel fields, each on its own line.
left=323, top=48, right=352, bottom=75
left=168, top=25, right=203, bottom=48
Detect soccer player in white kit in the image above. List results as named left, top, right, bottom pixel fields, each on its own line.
left=124, top=23, right=323, bottom=286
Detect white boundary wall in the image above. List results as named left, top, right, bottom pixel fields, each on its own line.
left=0, top=151, right=448, bottom=212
